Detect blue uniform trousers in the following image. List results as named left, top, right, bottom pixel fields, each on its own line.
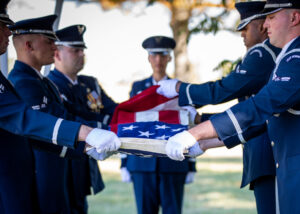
left=252, top=175, right=276, bottom=214
left=34, top=150, right=70, bottom=214
left=0, top=135, right=39, bottom=214
left=67, top=159, right=90, bottom=214
left=131, top=172, right=187, bottom=214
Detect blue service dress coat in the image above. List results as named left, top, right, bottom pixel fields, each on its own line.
left=209, top=36, right=300, bottom=214
left=8, top=60, right=97, bottom=214
left=48, top=69, right=116, bottom=127
left=178, top=39, right=281, bottom=214
left=178, top=39, right=280, bottom=189
left=48, top=69, right=117, bottom=213
left=121, top=76, right=196, bottom=214
left=0, top=70, right=81, bottom=214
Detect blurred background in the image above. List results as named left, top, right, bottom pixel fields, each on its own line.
left=5, top=0, right=256, bottom=213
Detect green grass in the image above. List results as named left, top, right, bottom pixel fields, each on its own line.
left=87, top=157, right=256, bottom=214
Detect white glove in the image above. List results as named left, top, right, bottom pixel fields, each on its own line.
left=120, top=167, right=131, bottom=183
left=157, top=79, right=179, bottom=98
left=182, top=106, right=198, bottom=125
left=185, top=172, right=196, bottom=184
left=188, top=142, right=204, bottom=158
left=165, top=130, right=197, bottom=161
left=86, top=148, right=115, bottom=161
left=85, top=128, right=121, bottom=153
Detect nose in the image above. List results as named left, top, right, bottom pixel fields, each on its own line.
left=154, top=55, right=163, bottom=63
left=263, top=18, right=269, bottom=29
left=240, top=29, right=246, bottom=38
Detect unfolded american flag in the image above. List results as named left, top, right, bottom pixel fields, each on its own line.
left=110, top=86, right=190, bottom=157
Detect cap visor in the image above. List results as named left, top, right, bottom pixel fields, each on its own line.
left=0, top=17, right=14, bottom=25
left=43, top=33, right=59, bottom=41
left=236, top=20, right=250, bottom=31
left=261, top=8, right=283, bottom=17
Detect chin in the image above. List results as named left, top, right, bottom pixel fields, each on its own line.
left=46, top=59, right=54, bottom=65
left=269, top=38, right=279, bottom=47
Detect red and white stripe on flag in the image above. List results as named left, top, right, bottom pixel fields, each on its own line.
left=110, top=85, right=189, bottom=133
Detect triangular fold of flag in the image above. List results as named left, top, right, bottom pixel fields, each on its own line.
left=110, top=85, right=190, bottom=157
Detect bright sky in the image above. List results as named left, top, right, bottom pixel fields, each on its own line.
left=7, top=0, right=246, bottom=103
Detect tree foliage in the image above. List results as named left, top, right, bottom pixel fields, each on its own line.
left=62, top=0, right=239, bottom=80
left=213, top=58, right=242, bottom=77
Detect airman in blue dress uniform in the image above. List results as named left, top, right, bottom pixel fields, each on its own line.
left=158, top=2, right=281, bottom=213
left=0, top=1, right=119, bottom=213
left=47, top=24, right=118, bottom=214
left=121, top=36, right=196, bottom=214
left=8, top=15, right=121, bottom=214
left=159, top=1, right=300, bottom=213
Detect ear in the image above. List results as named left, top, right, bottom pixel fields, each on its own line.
left=148, top=55, right=151, bottom=63
left=54, top=50, right=60, bottom=61
left=25, top=40, right=33, bottom=52
left=291, top=11, right=300, bottom=26
left=259, top=21, right=267, bottom=34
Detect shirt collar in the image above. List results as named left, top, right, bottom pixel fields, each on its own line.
left=152, top=75, right=167, bottom=85
left=276, top=37, right=298, bottom=64
left=62, top=73, right=78, bottom=85
left=31, top=67, right=44, bottom=79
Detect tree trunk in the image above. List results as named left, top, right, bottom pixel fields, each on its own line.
left=170, top=5, right=196, bottom=82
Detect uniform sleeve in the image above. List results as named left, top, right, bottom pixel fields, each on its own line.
left=9, top=77, right=94, bottom=154
left=178, top=48, right=275, bottom=107
left=0, top=88, right=81, bottom=148
left=12, top=78, right=96, bottom=127
left=31, top=140, right=86, bottom=159
left=210, top=53, right=300, bottom=148
left=201, top=113, right=214, bottom=122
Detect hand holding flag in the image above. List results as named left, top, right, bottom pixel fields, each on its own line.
left=85, top=128, right=121, bottom=153
left=166, top=130, right=200, bottom=161
left=156, top=79, right=179, bottom=98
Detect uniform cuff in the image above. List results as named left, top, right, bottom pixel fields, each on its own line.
left=210, top=112, right=241, bottom=149
left=201, top=113, right=214, bottom=122
left=178, top=82, right=191, bottom=106
left=56, top=120, right=82, bottom=148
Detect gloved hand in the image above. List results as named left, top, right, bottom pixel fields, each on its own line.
left=182, top=106, right=198, bottom=125
left=165, top=130, right=197, bottom=161
left=86, top=148, right=116, bottom=161
left=157, top=79, right=179, bottom=98
left=85, top=128, right=121, bottom=153
left=188, top=142, right=204, bottom=158
left=120, top=167, right=131, bottom=183
left=185, top=172, right=196, bottom=184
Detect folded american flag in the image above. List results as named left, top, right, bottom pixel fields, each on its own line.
left=110, top=85, right=190, bottom=157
